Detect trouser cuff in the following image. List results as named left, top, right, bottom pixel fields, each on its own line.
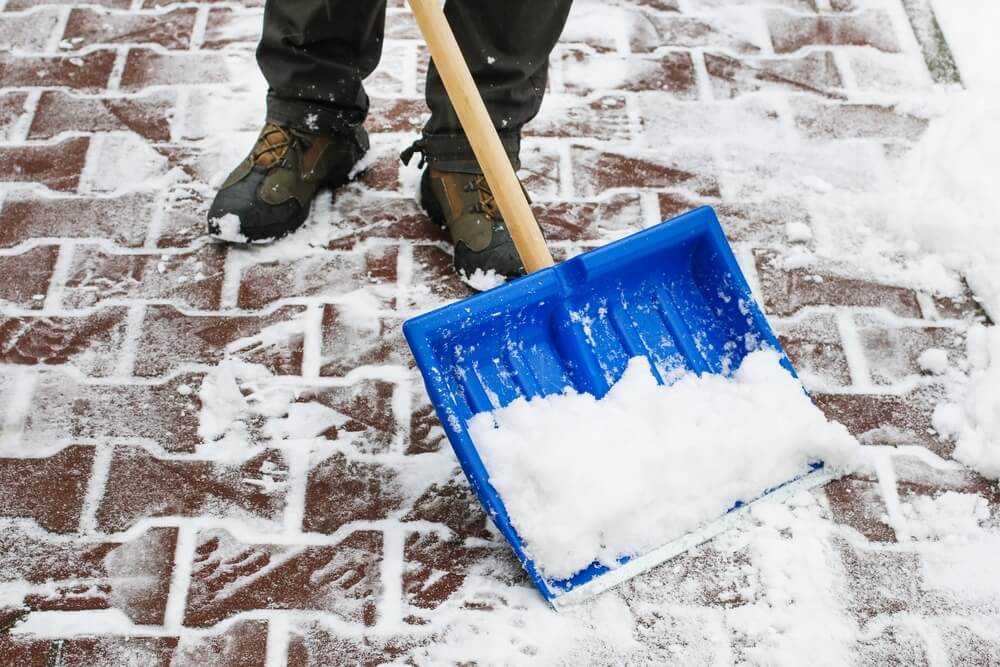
left=266, top=94, right=369, bottom=151
left=418, top=131, right=521, bottom=173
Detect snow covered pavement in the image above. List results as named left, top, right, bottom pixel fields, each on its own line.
left=1, top=0, right=998, bottom=664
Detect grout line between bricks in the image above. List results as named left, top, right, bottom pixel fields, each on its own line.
left=281, top=448, right=310, bottom=535
left=376, top=523, right=405, bottom=631
left=107, top=46, right=129, bottom=92
left=164, top=523, right=197, bottom=631
left=43, top=241, right=76, bottom=312
left=78, top=443, right=113, bottom=534
left=113, top=303, right=147, bottom=377
left=265, top=616, right=290, bottom=667
left=691, top=49, right=714, bottom=102
left=0, top=367, right=37, bottom=455
left=190, top=4, right=209, bottom=51
left=301, top=302, right=323, bottom=379
left=9, top=90, right=42, bottom=143
left=556, top=140, right=574, bottom=201
left=835, top=309, right=874, bottom=390
left=44, top=6, right=72, bottom=55
left=831, top=49, right=859, bottom=92
left=869, top=447, right=911, bottom=542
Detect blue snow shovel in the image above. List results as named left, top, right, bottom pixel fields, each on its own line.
left=403, top=0, right=833, bottom=608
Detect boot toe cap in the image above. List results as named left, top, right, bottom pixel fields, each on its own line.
left=207, top=172, right=304, bottom=242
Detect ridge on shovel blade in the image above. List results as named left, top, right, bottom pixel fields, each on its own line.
left=403, top=206, right=831, bottom=608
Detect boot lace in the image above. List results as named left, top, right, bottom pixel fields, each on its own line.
left=465, top=175, right=500, bottom=218
left=251, top=124, right=295, bottom=169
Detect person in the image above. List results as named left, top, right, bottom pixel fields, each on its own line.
left=208, top=0, right=573, bottom=279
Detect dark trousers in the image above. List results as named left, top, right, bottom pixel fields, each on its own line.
left=257, top=0, right=573, bottom=172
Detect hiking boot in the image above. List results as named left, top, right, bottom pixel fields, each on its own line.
left=419, top=168, right=527, bottom=280
left=207, top=123, right=367, bottom=242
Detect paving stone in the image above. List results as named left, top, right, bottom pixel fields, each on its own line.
left=755, top=250, right=923, bottom=318
left=407, top=381, right=446, bottom=456
left=629, top=12, right=764, bottom=54
left=938, top=623, right=1000, bottom=666
left=0, top=446, right=93, bottom=533
left=705, top=51, right=844, bottom=99
left=854, top=314, right=963, bottom=386
left=0, top=620, right=268, bottom=667
left=403, top=469, right=490, bottom=539
left=825, top=473, right=896, bottom=542
left=0, top=246, right=59, bottom=310
left=323, top=193, right=446, bottom=250
left=710, top=198, right=810, bottom=245
left=813, top=387, right=949, bottom=456
left=0, top=92, right=28, bottom=141
left=0, top=524, right=176, bottom=624
left=202, top=8, right=263, bottom=49
left=0, top=307, right=129, bottom=376
left=142, top=0, right=264, bottom=8
left=6, top=0, right=129, bottom=7
left=121, top=50, right=239, bottom=90
left=768, top=10, right=901, bottom=53
left=0, top=136, right=89, bottom=192
left=289, top=381, right=400, bottom=454
left=29, top=90, right=175, bottom=141
left=23, top=371, right=203, bottom=453
left=96, top=447, right=285, bottom=533
left=0, top=51, right=117, bottom=90
left=529, top=94, right=631, bottom=143
left=561, top=50, right=697, bottom=96
left=835, top=538, right=947, bottom=622
left=403, top=531, right=519, bottom=610
left=365, top=97, right=427, bottom=134
left=0, top=193, right=158, bottom=247
left=156, top=187, right=213, bottom=249
left=64, top=7, right=198, bottom=50
left=135, top=305, right=306, bottom=377
left=0, top=9, right=62, bottom=52
left=852, top=624, right=930, bottom=666
left=236, top=245, right=396, bottom=310
left=184, top=529, right=381, bottom=627
left=571, top=144, right=719, bottom=198
left=302, top=453, right=404, bottom=534
left=319, top=305, right=408, bottom=376
left=286, top=625, right=424, bottom=667
left=638, top=95, right=787, bottom=145
left=535, top=194, right=644, bottom=242
left=62, top=245, right=226, bottom=310
left=774, top=312, right=852, bottom=387
left=792, top=100, right=929, bottom=141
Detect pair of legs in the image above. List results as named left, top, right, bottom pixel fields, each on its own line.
left=210, top=0, right=573, bottom=279
left=259, top=0, right=572, bottom=171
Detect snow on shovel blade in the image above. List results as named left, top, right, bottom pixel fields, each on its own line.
left=402, top=206, right=831, bottom=608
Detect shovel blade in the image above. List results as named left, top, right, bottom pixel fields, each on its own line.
left=403, top=206, right=821, bottom=605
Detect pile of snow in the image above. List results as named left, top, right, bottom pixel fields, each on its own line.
left=887, top=89, right=1000, bottom=319
left=468, top=349, right=861, bottom=580
left=933, top=325, right=1000, bottom=480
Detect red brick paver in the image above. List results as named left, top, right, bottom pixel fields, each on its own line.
left=0, top=0, right=996, bottom=664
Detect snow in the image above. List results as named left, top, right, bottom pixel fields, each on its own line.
left=459, top=268, right=506, bottom=291
left=209, top=213, right=249, bottom=244
left=468, top=350, right=861, bottom=580
left=933, top=325, right=1000, bottom=480
left=917, top=347, right=949, bottom=375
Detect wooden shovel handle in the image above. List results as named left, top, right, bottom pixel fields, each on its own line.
left=408, top=0, right=555, bottom=273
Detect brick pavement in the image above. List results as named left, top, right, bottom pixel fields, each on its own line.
left=1, top=0, right=997, bottom=664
